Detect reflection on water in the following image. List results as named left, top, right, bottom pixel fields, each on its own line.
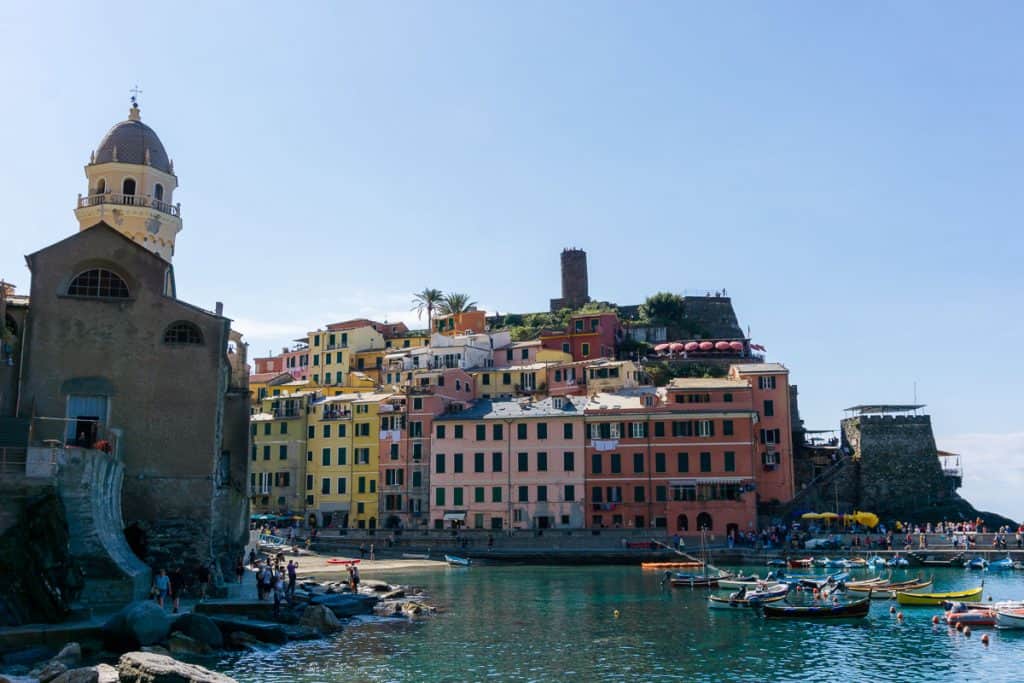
left=215, top=566, right=1024, bottom=682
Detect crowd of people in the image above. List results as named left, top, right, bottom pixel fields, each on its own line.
left=150, top=560, right=222, bottom=613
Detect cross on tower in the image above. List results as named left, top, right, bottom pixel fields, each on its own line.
left=130, top=85, right=143, bottom=107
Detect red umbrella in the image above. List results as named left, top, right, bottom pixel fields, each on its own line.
left=653, top=343, right=670, bottom=353
left=729, top=341, right=744, bottom=351
left=714, top=341, right=731, bottom=351
left=698, top=341, right=714, bottom=351
left=669, top=343, right=685, bottom=353
left=684, top=342, right=699, bottom=352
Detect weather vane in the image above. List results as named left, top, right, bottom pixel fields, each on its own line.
left=130, top=84, right=143, bottom=107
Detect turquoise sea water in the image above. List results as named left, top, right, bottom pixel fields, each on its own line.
left=216, top=565, right=1024, bottom=682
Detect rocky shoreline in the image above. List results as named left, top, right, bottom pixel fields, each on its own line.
left=0, top=577, right=438, bottom=683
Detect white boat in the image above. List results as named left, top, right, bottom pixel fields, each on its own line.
left=995, top=607, right=1024, bottom=629
left=444, top=554, right=471, bottom=567
left=708, top=583, right=789, bottom=609
left=718, top=575, right=763, bottom=589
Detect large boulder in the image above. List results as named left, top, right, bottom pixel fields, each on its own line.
left=298, top=604, right=341, bottom=634
left=116, top=651, right=237, bottom=683
left=103, top=601, right=172, bottom=651
left=50, top=664, right=118, bottom=683
left=167, top=632, right=212, bottom=657
left=28, top=660, right=67, bottom=683
left=171, top=614, right=224, bottom=650
left=52, top=643, right=82, bottom=669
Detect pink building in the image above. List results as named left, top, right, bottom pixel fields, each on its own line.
left=253, top=346, right=309, bottom=380
left=492, top=340, right=542, bottom=367
left=430, top=396, right=588, bottom=530
left=539, top=312, right=621, bottom=362
left=729, top=363, right=795, bottom=505
left=378, top=368, right=476, bottom=529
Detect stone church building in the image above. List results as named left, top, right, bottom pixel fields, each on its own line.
left=1, top=101, right=249, bottom=601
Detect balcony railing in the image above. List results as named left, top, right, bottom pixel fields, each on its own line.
left=77, top=193, right=181, bottom=218
left=320, top=410, right=352, bottom=421
left=28, top=416, right=121, bottom=458
left=272, top=409, right=303, bottom=419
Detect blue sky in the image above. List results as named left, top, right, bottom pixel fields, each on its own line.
left=2, top=3, right=1021, bottom=519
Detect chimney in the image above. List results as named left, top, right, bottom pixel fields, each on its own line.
left=215, top=301, right=224, bottom=317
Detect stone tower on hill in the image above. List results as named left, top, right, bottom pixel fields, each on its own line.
left=74, top=99, right=182, bottom=262
left=550, top=248, right=590, bottom=312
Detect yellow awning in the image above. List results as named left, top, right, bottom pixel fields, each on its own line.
left=800, top=512, right=822, bottom=519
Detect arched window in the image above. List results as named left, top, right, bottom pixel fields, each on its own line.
left=677, top=514, right=688, bottom=532
left=163, top=321, right=203, bottom=345
left=122, top=178, right=136, bottom=195
left=95, top=178, right=106, bottom=195
left=154, top=183, right=164, bottom=201
left=696, top=512, right=713, bottom=532
left=67, top=269, right=130, bottom=299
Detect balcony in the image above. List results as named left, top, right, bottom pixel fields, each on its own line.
left=320, top=410, right=352, bottom=421
left=77, top=193, right=181, bottom=217
left=272, top=409, right=303, bottom=419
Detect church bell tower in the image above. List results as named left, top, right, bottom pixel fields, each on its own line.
left=74, top=95, right=182, bottom=262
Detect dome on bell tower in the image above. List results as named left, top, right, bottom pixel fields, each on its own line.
left=94, top=110, right=173, bottom=174
left=74, top=99, right=183, bottom=263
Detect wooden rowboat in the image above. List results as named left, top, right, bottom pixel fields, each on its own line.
left=762, top=596, right=871, bottom=620
left=641, top=561, right=703, bottom=570
left=896, top=586, right=983, bottom=606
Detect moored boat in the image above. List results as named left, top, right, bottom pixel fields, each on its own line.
left=762, top=596, right=871, bottom=620
left=989, top=556, right=1014, bottom=570
left=966, top=556, right=988, bottom=570
left=788, top=558, right=813, bottom=568
left=995, top=608, right=1024, bottom=629
left=667, top=570, right=723, bottom=588
left=641, top=561, right=703, bottom=570
left=887, top=555, right=909, bottom=568
left=850, top=578, right=933, bottom=599
left=709, top=584, right=789, bottom=610
left=444, top=554, right=471, bottom=567
left=896, top=586, right=983, bottom=606
left=946, top=602, right=996, bottom=627
left=718, top=575, right=763, bottom=589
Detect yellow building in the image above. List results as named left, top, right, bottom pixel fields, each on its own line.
left=305, top=392, right=391, bottom=529
left=307, top=321, right=386, bottom=387
left=250, top=391, right=315, bottom=515
left=248, top=371, right=293, bottom=410
left=352, top=348, right=388, bottom=385
left=471, top=362, right=549, bottom=399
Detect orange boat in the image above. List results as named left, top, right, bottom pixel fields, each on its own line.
left=641, top=561, right=703, bottom=570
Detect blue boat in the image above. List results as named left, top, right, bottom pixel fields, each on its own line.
left=989, top=556, right=1014, bottom=570
left=966, top=556, right=989, bottom=571
left=887, top=556, right=909, bottom=568
left=445, top=554, right=472, bottom=567
left=867, top=555, right=887, bottom=567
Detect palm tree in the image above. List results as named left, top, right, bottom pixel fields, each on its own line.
left=437, top=292, right=477, bottom=316
left=411, top=288, right=444, bottom=333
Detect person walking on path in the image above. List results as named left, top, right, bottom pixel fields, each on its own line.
left=235, top=555, right=245, bottom=584
left=196, top=561, right=213, bottom=602
left=287, top=560, right=297, bottom=600
left=169, top=567, right=185, bottom=614
left=153, top=569, right=170, bottom=608
left=272, top=570, right=285, bottom=619
left=369, top=543, right=375, bottom=560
